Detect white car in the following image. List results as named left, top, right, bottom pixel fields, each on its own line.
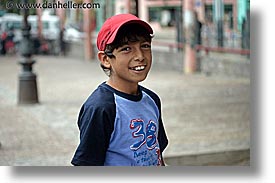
left=0, top=13, right=23, bottom=43
left=64, top=26, right=85, bottom=42
left=28, top=14, right=60, bottom=41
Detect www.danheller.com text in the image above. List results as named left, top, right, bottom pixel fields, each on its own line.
left=6, top=0, right=101, bottom=10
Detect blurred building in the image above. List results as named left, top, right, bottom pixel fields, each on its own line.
left=97, top=0, right=249, bottom=32
left=0, top=0, right=249, bottom=33
left=50, top=0, right=250, bottom=38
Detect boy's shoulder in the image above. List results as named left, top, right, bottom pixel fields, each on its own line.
left=84, top=82, right=115, bottom=108
left=139, top=85, right=159, bottom=98
left=140, top=85, right=158, bottom=96
left=140, top=85, right=161, bottom=105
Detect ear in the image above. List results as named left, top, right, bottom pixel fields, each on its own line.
left=98, top=51, right=111, bottom=69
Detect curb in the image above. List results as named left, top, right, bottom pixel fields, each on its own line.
left=164, top=149, right=250, bottom=166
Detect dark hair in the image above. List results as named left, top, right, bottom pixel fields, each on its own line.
left=100, top=23, right=153, bottom=76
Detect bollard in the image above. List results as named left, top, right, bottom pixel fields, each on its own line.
left=18, top=59, right=39, bottom=104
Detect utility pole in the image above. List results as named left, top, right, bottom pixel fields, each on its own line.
left=36, top=0, right=43, bottom=39
left=83, top=0, right=94, bottom=60
left=139, top=0, right=148, bottom=21
left=184, top=0, right=196, bottom=74
left=56, top=0, right=66, bottom=29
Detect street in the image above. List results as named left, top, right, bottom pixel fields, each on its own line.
left=0, top=54, right=250, bottom=165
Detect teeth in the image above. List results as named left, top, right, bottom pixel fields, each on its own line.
left=132, top=66, right=145, bottom=71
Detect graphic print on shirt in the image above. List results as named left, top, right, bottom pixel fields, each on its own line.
left=130, top=118, right=161, bottom=166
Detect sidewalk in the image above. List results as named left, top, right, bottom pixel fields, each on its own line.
left=0, top=54, right=250, bottom=166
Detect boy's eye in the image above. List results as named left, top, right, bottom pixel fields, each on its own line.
left=120, top=46, right=131, bottom=52
left=141, top=43, right=151, bottom=49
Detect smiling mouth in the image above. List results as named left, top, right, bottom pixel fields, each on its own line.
left=129, top=65, right=146, bottom=71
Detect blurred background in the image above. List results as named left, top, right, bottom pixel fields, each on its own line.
left=0, top=0, right=250, bottom=166
left=0, top=0, right=250, bottom=58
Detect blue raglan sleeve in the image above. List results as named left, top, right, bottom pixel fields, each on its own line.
left=71, top=90, right=116, bottom=166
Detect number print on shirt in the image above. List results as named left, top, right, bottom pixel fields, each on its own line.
left=130, top=119, right=146, bottom=150
left=130, top=119, right=157, bottom=151
left=146, top=120, right=157, bottom=150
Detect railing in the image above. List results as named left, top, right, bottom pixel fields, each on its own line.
left=195, top=45, right=250, bottom=55
left=152, top=41, right=250, bottom=56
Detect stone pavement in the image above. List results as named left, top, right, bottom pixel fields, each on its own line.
left=0, top=54, right=250, bottom=166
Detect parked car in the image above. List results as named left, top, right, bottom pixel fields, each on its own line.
left=0, top=14, right=22, bottom=54
left=27, top=14, right=61, bottom=55
left=0, top=13, right=22, bottom=50
left=64, top=25, right=85, bottom=42
left=1, top=12, right=61, bottom=55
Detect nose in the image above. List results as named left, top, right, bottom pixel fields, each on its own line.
left=133, top=47, right=145, bottom=62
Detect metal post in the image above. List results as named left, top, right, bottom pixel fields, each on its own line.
left=176, top=2, right=183, bottom=52
left=18, top=0, right=39, bottom=105
left=214, top=0, right=224, bottom=47
left=217, top=19, right=223, bottom=47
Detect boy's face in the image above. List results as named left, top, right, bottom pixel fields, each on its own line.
left=108, top=38, right=152, bottom=88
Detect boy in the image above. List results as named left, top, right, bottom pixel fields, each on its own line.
left=71, top=14, right=168, bottom=166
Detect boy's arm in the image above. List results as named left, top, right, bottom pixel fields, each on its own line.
left=161, top=155, right=166, bottom=166
left=158, top=117, right=168, bottom=166
left=158, top=117, right=168, bottom=153
left=71, top=104, right=115, bottom=166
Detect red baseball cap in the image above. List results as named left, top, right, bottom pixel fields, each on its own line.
left=97, top=13, right=154, bottom=51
